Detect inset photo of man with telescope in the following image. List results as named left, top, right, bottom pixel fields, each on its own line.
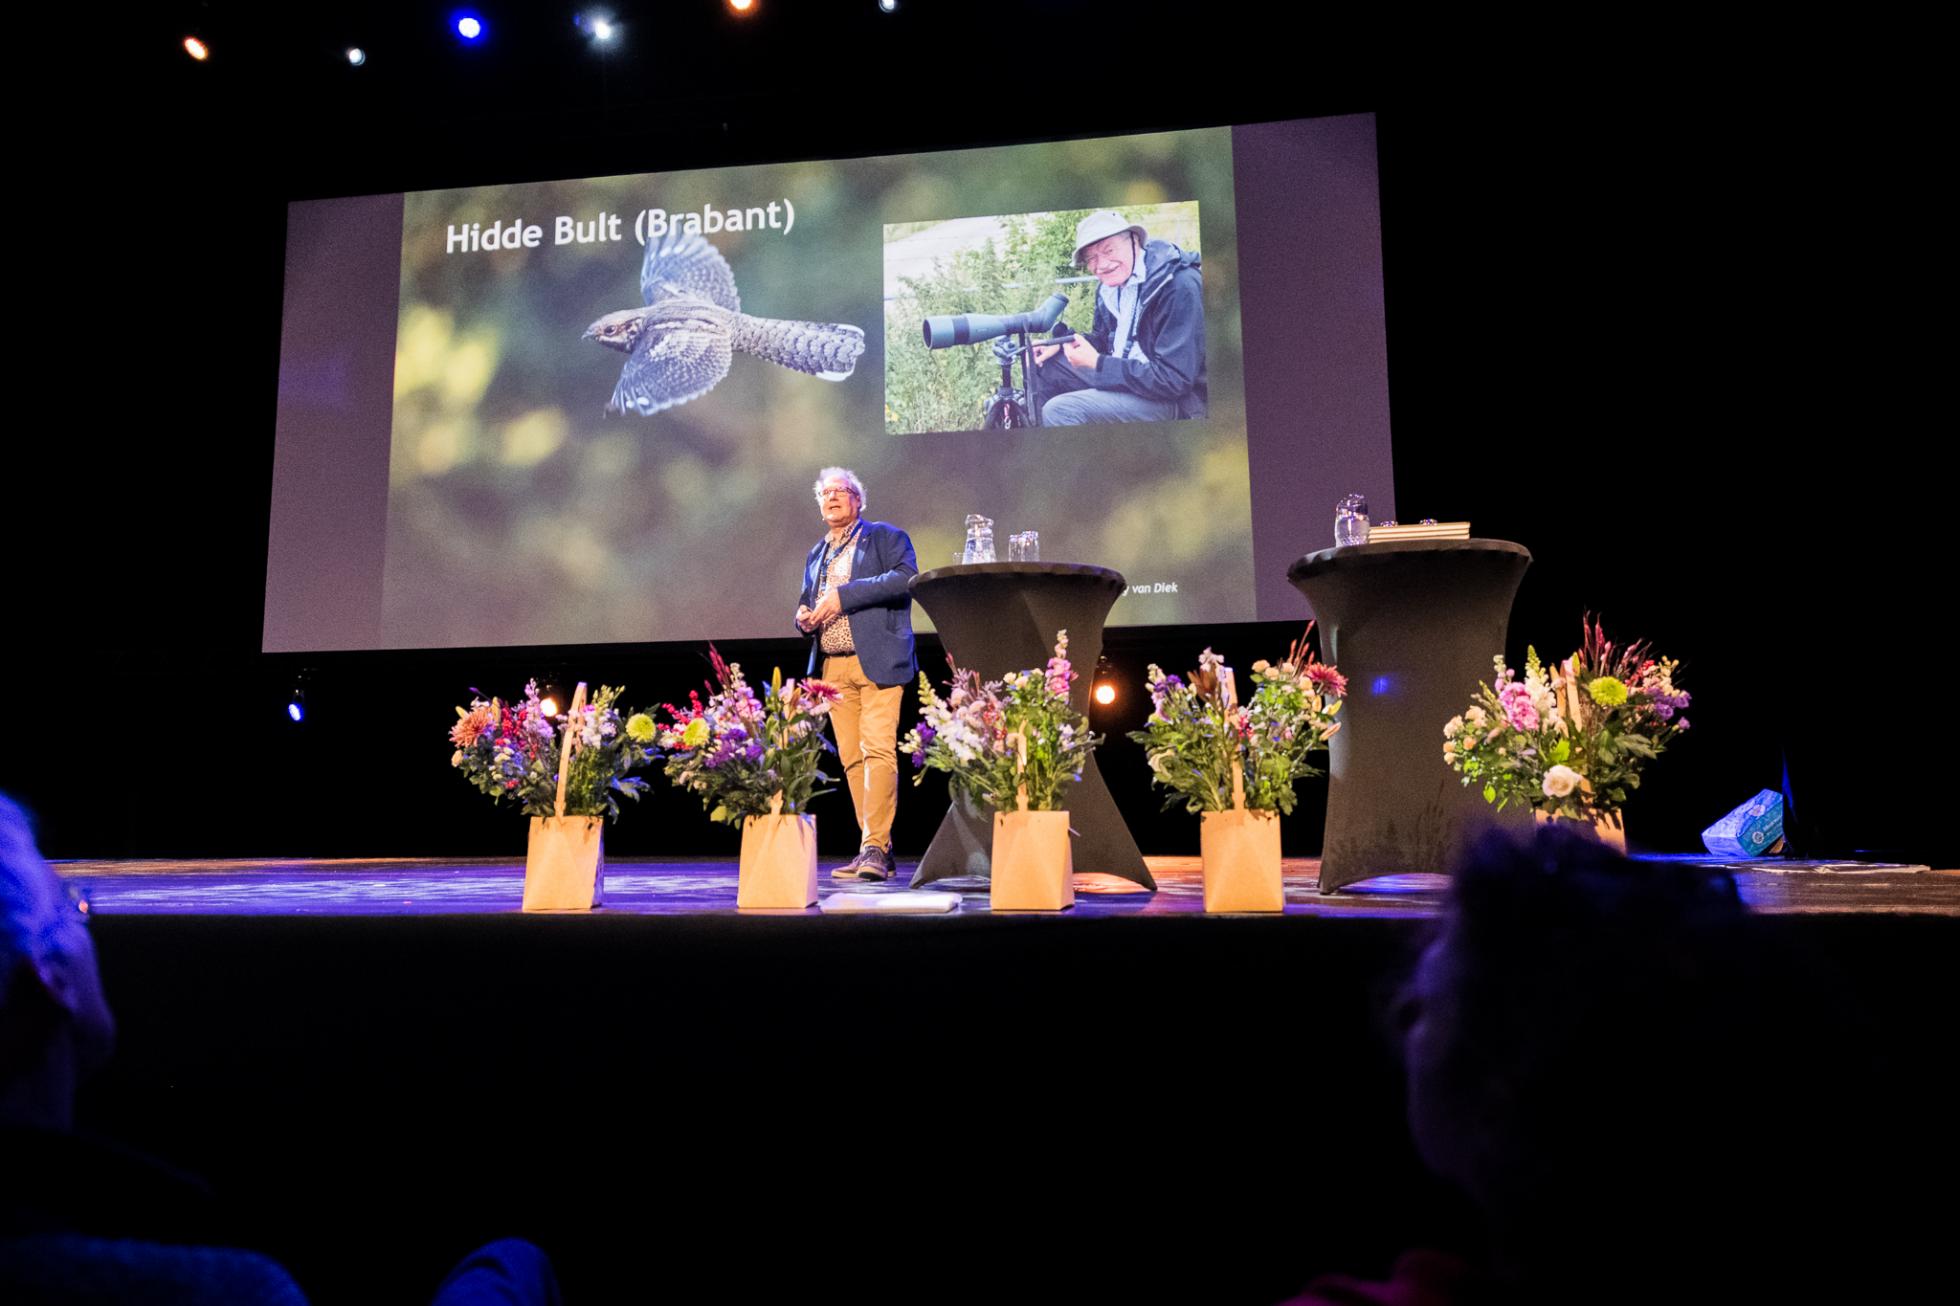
left=883, top=202, right=1206, bottom=434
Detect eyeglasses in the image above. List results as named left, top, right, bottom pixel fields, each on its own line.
left=1081, top=239, right=1130, bottom=268
left=817, top=487, right=856, bottom=502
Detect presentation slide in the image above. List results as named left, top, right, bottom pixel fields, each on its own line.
left=265, top=114, right=1392, bottom=652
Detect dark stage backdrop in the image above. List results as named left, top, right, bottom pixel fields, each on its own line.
left=9, top=18, right=1939, bottom=864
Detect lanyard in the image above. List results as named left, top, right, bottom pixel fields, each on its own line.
left=817, top=521, right=861, bottom=598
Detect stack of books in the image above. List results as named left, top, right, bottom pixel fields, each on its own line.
left=1364, top=520, right=1471, bottom=542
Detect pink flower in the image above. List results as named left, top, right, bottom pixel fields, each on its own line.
left=799, top=678, right=842, bottom=717
left=1498, top=682, right=1540, bottom=731
left=1304, top=664, right=1348, bottom=697
left=1044, top=654, right=1074, bottom=699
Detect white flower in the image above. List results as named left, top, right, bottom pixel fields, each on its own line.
left=1465, top=706, right=1487, bottom=728
left=1543, top=765, right=1582, bottom=798
left=1444, top=715, right=1464, bottom=737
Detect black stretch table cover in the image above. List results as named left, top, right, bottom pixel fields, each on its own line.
left=907, top=562, right=1152, bottom=889
left=1288, top=539, right=1533, bottom=893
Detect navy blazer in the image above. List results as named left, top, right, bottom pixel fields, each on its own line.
left=798, top=519, right=920, bottom=688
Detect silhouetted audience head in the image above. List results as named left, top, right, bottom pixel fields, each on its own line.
left=1, top=793, right=114, bottom=1131
left=1399, top=826, right=1890, bottom=1302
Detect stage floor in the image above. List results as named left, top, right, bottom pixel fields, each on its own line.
left=53, top=853, right=1958, bottom=918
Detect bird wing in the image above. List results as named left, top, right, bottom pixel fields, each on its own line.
left=608, top=297, right=734, bottom=416
left=640, top=229, right=740, bottom=313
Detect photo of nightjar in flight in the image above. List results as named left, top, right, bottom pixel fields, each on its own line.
left=583, top=230, right=866, bottom=416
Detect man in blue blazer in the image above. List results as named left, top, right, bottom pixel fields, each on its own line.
left=795, top=467, right=919, bottom=881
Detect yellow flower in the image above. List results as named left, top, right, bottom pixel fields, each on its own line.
left=680, top=718, right=711, bottom=749
left=625, top=713, right=657, bottom=743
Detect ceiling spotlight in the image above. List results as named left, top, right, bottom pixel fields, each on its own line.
left=578, top=11, right=619, bottom=42
left=287, top=670, right=313, bottom=725
left=455, top=13, right=484, bottom=41
left=729, top=0, right=756, bottom=14
left=346, top=47, right=366, bottom=66
left=880, top=0, right=898, bottom=10
left=183, top=36, right=209, bottom=61
left=1094, top=681, right=1116, bottom=706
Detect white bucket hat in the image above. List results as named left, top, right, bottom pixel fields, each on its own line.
left=1073, top=210, right=1148, bottom=266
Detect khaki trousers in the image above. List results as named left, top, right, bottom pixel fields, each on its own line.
left=822, top=654, right=904, bottom=853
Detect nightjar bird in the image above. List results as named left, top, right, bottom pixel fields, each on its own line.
left=582, top=230, right=866, bottom=416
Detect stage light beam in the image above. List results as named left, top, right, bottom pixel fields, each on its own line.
left=183, top=36, right=209, bottom=61
left=1094, top=681, right=1117, bottom=706
left=455, top=13, right=484, bottom=41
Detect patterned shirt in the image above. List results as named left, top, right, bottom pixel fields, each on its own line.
left=818, top=531, right=856, bottom=655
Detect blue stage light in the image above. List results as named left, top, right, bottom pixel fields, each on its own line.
left=287, top=699, right=305, bottom=723
left=455, top=13, right=484, bottom=41
left=346, top=47, right=366, bottom=66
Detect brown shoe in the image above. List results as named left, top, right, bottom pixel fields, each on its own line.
left=856, top=846, right=895, bottom=882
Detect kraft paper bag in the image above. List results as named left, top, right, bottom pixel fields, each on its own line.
left=1534, top=808, right=1628, bottom=854
left=1200, top=808, right=1284, bottom=913
left=738, top=813, right=819, bottom=909
left=990, top=809, right=1074, bottom=912
left=524, top=815, right=605, bottom=911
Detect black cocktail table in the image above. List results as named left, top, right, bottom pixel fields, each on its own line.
left=907, top=562, right=1152, bottom=890
left=1288, top=539, right=1533, bottom=892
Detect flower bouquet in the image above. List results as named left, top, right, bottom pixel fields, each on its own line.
left=657, top=648, right=837, bottom=908
left=902, top=631, right=1101, bottom=910
left=1443, top=618, right=1691, bottom=850
left=1129, top=628, right=1345, bottom=911
left=449, top=680, right=658, bottom=910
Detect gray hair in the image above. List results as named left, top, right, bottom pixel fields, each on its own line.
left=812, top=466, right=865, bottom=512
left=1, top=793, right=66, bottom=1009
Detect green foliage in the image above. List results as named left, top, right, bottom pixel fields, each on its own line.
left=656, top=653, right=836, bottom=828
left=902, top=632, right=1101, bottom=812
left=449, top=681, right=657, bottom=820
left=1128, top=637, right=1345, bottom=816
left=1444, top=621, right=1691, bottom=820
